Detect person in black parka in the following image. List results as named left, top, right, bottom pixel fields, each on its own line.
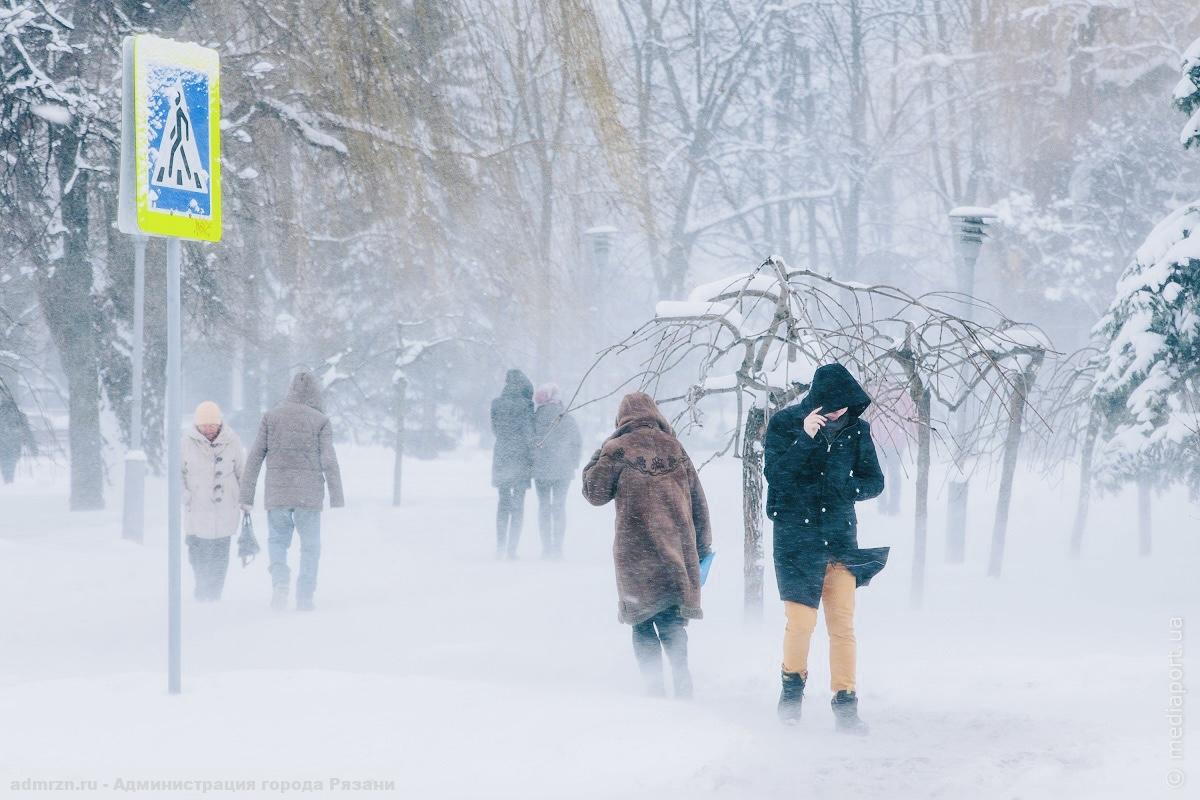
left=764, top=363, right=888, bottom=732
left=491, top=369, right=535, bottom=559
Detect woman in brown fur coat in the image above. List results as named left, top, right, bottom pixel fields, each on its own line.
left=582, top=392, right=712, bottom=698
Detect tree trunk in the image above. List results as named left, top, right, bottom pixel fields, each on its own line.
left=911, top=384, right=932, bottom=608
left=392, top=376, right=408, bottom=507
left=1069, top=409, right=1099, bottom=557
left=1137, top=477, right=1152, bottom=556
left=64, top=354, right=104, bottom=511
left=40, top=132, right=104, bottom=510
left=742, top=405, right=767, bottom=620
left=988, top=354, right=1043, bottom=577
left=945, top=478, right=969, bottom=563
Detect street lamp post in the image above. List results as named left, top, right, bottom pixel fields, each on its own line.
left=584, top=225, right=618, bottom=341
left=583, top=226, right=618, bottom=430
left=945, top=207, right=997, bottom=564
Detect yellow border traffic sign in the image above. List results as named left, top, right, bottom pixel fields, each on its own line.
left=131, top=35, right=221, bottom=242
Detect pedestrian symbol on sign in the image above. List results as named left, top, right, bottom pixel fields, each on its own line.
left=151, top=82, right=208, bottom=194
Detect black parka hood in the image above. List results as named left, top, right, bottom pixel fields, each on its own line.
left=796, top=363, right=872, bottom=421
left=502, top=369, right=534, bottom=401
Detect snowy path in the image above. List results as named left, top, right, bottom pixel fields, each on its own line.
left=1, top=447, right=1195, bottom=798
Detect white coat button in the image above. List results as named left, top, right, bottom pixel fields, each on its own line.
left=804, top=518, right=810, bottom=524
left=821, top=507, right=826, bottom=512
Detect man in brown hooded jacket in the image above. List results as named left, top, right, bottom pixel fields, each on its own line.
left=583, top=392, right=712, bottom=698
left=240, top=371, right=344, bottom=612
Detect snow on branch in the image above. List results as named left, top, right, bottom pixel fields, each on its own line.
left=260, top=97, right=349, bottom=154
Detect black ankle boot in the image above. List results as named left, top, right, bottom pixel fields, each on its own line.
left=831, top=690, right=869, bottom=735
left=777, top=671, right=806, bottom=723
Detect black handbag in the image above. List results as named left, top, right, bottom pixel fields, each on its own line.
left=236, top=512, right=261, bottom=567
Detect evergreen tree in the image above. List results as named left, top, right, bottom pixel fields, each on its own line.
left=1093, top=36, right=1200, bottom=498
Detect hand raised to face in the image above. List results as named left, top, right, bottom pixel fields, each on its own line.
left=803, top=406, right=826, bottom=439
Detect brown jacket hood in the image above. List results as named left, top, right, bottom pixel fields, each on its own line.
left=614, top=392, right=673, bottom=436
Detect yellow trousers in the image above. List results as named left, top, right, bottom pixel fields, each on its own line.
left=782, top=562, right=856, bottom=693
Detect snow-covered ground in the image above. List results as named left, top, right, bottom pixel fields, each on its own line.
left=1, top=446, right=1196, bottom=798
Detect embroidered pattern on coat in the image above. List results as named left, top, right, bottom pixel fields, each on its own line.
left=614, top=451, right=686, bottom=476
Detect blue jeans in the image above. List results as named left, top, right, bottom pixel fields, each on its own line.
left=268, top=508, right=322, bottom=601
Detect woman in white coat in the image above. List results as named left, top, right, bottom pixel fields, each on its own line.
left=183, top=401, right=245, bottom=601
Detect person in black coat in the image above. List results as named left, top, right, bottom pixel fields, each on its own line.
left=532, top=383, right=582, bottom=559
left=491, top=369, right=535, bottom=559
left=764, top=363, right=888, bottom=732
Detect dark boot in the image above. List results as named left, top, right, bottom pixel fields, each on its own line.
left=632, top=620, right=666, bottom=697
left=778, top=670, right=806, bottom=723
left=831, top=690, right=869, bottom=735
left=655, top=612, right=692, bottom=700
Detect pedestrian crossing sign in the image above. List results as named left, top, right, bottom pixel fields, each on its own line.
left=118, top=35, right=221, bottom=242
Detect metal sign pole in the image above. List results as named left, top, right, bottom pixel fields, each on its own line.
left=120, top=34, right=221, bottom=695
left=166, top=236, right=183, bottom=695
left=122, top=234, right=148, bottom=542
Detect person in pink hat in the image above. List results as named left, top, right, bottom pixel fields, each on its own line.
left=182, top=401, right=245, bottom=602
